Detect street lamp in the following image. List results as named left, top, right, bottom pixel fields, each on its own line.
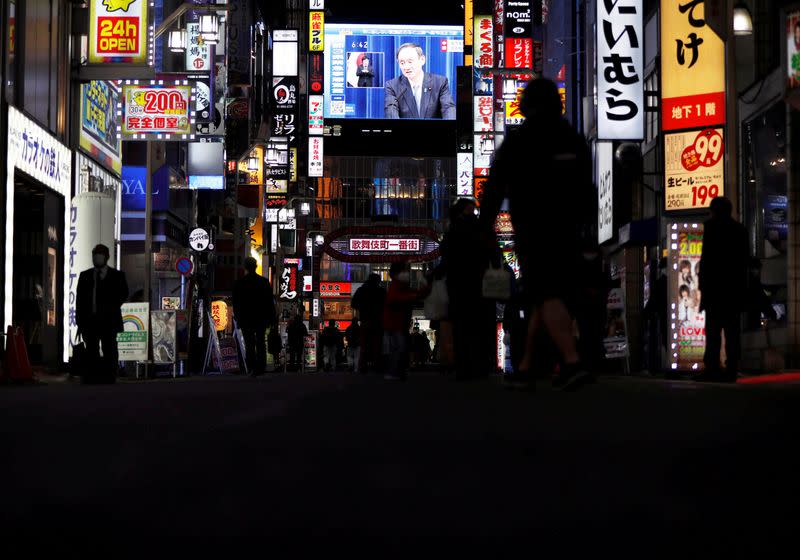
left=733, top=4, right=753, bottom=36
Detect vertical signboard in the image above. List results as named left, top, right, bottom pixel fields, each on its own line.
left=80, top=81, right=122, bottom=175
left=504, top=0, right=533, bottom=69
left=597, top=0, right=644, bottom=140
left=186, top=22, right=211, bottom=71
left=474, top=95, right=493, bottom=131
left=597, top=141, right=614, bottom=243
left=457, top=153, right=474, bottom=196
left=787, top=11, right=800, bottom=90
left=309, top=94, right=324, bottom=135
left=117, top=303, right=150, bottom=362
left=664, top=128, right=724, bottom=211
left=227, top=0, right=252, bottom=86
left=309, top=137, right=323, bottom=177
left=310, top=11, right=324, bottom=52
left=474, top=15, right=494, bottom=68
left=668, top=222, right=706, bottom=371
left=660, top=0, right=725, bottom=131
left=89, top=0, right=149, bottom=65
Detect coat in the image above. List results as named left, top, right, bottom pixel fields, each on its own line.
left=76, top=267, right=129, bottom=334
left=233, top=272, right=277, bottom=330
left=351, top=282, right=386, bottom=326
left=384, top=72, right=456, bottom=119
left=699, top=216, right=749, bottom=312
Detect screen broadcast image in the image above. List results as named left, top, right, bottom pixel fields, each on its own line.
left=324, top=24, right=463, bottom=120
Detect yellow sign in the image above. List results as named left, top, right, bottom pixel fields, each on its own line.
left=289, top=147, right=298, bottom=182
left=665, top=128, right=725, bottom=211
left=660, top=0, right=725, bottom=131
left=89, top=0, right=148, bottom=65
left=310, top=11, right=324, bottom=52
left=465, top=0, right=474, bottom=47
left=211, top=300, right=229, bottom=332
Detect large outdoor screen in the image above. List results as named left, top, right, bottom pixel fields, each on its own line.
left=324, top=24, right=463, bottom=120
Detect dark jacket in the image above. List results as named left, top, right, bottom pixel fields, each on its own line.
left=384, top=72, right=456, bottom=119
left=699, top=216, right=749, bottom=312
left=481, top=117, right=593, bottom=259
left=345, top=322, right=361, bottom=347
left=439, top=214, right=487, bottom=309
left=351, top=282, right=386, bottom=325
left=356, top=67, right=374, bottom=88
left=287, top=319, right=308, bottom=350
left=321, top=325, right=343, bottom=349
left=76, top=267, right=129, bottom=334
left=233, top=272, right=277, bottom=330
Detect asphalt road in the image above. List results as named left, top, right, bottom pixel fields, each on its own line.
left=2, top=372, right=799, bottom=536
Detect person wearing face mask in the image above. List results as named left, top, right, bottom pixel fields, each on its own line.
left=75, top=244, right=129, bottom=383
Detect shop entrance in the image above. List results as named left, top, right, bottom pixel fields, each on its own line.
left=12, top=172, right=64, bottom=368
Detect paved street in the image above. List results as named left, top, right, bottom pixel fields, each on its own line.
left=2, top=372, right=800, bottom=536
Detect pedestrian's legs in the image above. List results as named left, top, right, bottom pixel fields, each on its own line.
left=704, top=309, right=723, bottom=372
left=254, top=328, right=267, bottom=374
left=324, top=345, right=337, bottom=370
left=723, top=310, right=742, bottom=376
left=99, top=330, right=119, bottom=381
left=518, top=308, right=544, bottom=373
left=540, top=298, right=580, bottom=366
left=242, top=328, right=257, bottom=374
left=385, top=331, right=407, bottom=379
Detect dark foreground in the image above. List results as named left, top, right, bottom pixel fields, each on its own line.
left=2, top=372, right=800, bottom=536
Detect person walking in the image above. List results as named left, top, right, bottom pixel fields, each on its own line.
left=438, top=198, right=495, bottom=380
left=232, top=257, right=277, bottom=377
left=410, top=325, right=431, bottom=368
left=382, top=262, right=428, bottom=381
left=321, top=320, right=343, bottom=372
left=75, top=244, right=129, bottom=384
left=481, top=78, right=595, bottom=391
left=286, top=314, right=308, bottom=371
left=267, top=327, right=283, bottom=372
left=696, top=196, right=749, bottom=382
left=344, top=319, right=361, bottom=372
left=351, top=273, right=386, bottom=374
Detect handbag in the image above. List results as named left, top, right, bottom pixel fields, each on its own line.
left=68, top=335, right=89, bottom=378
left=482, top=265, right=512, bottom=301
left=424, top=277, right=449, bottom=320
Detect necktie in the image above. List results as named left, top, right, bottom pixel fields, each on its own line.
left=92, top=269, right=98, bottom=315
left=413, top=85, right=422, bottom=115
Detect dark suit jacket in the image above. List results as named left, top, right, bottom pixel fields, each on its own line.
left=699, top=216, right=749, bottom=312
left=76, top=267, right=129, bottom=334
left=232, top=272, right=277, bottom=330
left=384, top=72, right=456, bottom=119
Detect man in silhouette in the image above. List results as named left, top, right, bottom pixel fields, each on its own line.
left=233, top=257, right=276, bottom=376
left=76, top=244, right=128, bottom=383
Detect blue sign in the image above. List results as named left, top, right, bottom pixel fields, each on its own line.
left=121, top=165, right=170, bottom=211
left=176, top=257, right=193, bottom=277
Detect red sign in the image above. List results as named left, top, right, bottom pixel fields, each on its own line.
left=96, top=17, right=140, bottom=54
left=319, top=282, right=352, bottom=298
left=662, top=92, right=726, bottom=132
left=505, top=38, right=533, bottom=69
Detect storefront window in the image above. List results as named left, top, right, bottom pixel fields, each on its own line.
left=742, top=101, right=787, bottom=328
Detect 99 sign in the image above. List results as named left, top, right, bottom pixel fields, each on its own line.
left=691, top=184, right=720, bottom=207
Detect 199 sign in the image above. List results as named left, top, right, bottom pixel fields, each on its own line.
left=691, top=184, right=720, bottom=207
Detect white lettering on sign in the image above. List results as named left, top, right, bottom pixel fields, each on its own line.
left=597, top=0, right=643, bottom=140
left=349, top=238, right=421, bottom=252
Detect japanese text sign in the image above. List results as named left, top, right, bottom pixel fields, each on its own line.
left=122, top=85, right=192, bottom=137
left=667, top=222, right=706, bottom=370
left=80, top=81, right=122, bottom=175
left=280, top=263, right=298, bottom=300
left=89, top=0, right=148, bottom=65
left=309, top=95, right=324, bottom=135
left=309, top=137, right=323, bottom=177
left=474, top=15, right=494, bottom=68
left=349, top=238, right=421, bottom=252
left=597, top=141, right=614, bottom=243
left=665, top=128, right=724, bottom=210
left=505, top=37, right=533, bottom=69
left=661, top=0, right=725, bottom=131
left=504, top=0, right=532, bottom=38
left=474, top=95, right=494, bottom=131
left=597, top=0, right=643, bottom=140
left=457, top=153, right=474, bottom=196
left=186, top=22, right=211, bottom=71
left=320, top=282, right=351, bottom=298
left=309, top=11, right=324, bottom=52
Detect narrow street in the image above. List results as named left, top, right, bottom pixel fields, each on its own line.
left=2, top=373, right=799, bottom=535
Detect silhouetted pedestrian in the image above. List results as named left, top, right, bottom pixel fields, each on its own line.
left=382, top=262, right=428, bottom=381
left=696, top=197, right=749, bottom=382
left=286, top=315, right=308, bottom=371
left=75, top=244, right=129, bottom=384
left=233, top=257, right=276, bottom=376
left=351, top=273, right=386, bottom=373
left=481, top=78, right=594, bottom=391
left=345, top=319, right=361, bottom=372
left=321, top=320, right=343, bottom=372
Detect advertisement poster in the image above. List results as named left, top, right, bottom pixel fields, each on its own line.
left=660, top=0, right=725, bottom=131
left=214, top=338, right=241, bottom=373
left=122, top=85, right=192, bottom=136
left=304, top=332, right=318, bottom=369
left=665, top=128, right=724, bottom=211
left=151, top=310, right=176, bottom=364
left=117, top=303, right=149, bottom=362
left=603, top=288, right=629, bottom=359
left=324, top=23, right=462, bottom=119
left=668, top=223, right=706, bottom=370
left=80, top=81, right=122, bottom=175
left=788, top=11, right=800, bottom=89
left=89, top=0, right=148, bottom=65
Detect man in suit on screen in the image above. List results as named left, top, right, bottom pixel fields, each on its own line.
left=384, top=43, right=456, bottom=119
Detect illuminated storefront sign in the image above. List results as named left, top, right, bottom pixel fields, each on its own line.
left=474, top=95, right=493, bottom=131
left=597, top=0, right=643, bottom=140
left=660, top=0, right=725, bottom=131
left=319, top=282, right=352, bottom=298
left=668, top=222, right=706, bottom=371
left=309, top=136, right=323, bottom=177
left=309, top=11, right=324, bottom=52
left=309, top=95, right=324, bottom=135
left=89, top=0, right=149, bottom=65
left=79, top=81, right=122, bottom=175
left=349, top=238, right=421, bottom=252
left=186, top=22, right=211, bottom=71
left=787, top=11, right=800, bottom=89
left=505, top=37, right=533, bottom=69
left=474, top=15, right=494, bottom=68
left=597, top=141, right=614, bottom=243
left=280, top=262, right=299, bottom=300
left=665, top=128, right=724, bottom=211
left=122, top=85, right=193, bottom=138
left=211, top=300, right=229, bottom=331
left=457, top=153, right=473, bottom=196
